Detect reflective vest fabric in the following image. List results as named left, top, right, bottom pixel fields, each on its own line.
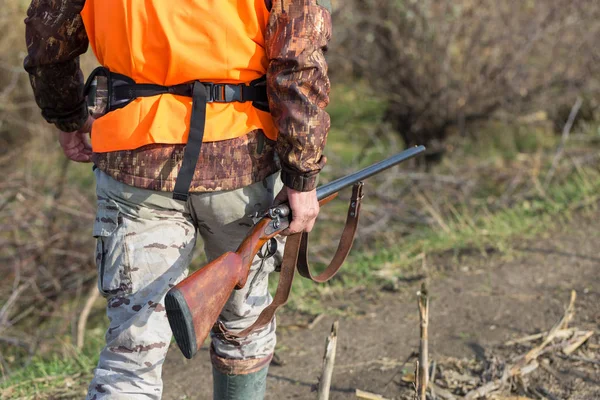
left=80, top=0, right=277, bottom=153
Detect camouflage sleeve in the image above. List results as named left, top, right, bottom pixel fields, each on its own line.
left=23, top=0, right=89, bottom=133
left=266, top=0, right=332, bottom=192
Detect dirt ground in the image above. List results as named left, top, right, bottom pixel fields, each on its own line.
left=161, top=212, right=600, bottom=400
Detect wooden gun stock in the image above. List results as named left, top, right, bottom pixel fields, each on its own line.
left=165, top=252, right=243, bottom=359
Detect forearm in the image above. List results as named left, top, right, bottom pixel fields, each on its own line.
left=23, top=0, right=89, bottom=132
left=266, top=0, right=332, bottom=192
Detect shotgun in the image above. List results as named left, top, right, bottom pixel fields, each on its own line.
left=165, top=145, right=426, bottom=358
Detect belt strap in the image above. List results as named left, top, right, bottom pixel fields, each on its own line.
left=84, top=67, right=269, bottom=201
left=214, top=182, right=364, bottom=340
left=110, top=78, right=268, bottom=107
left=173, top=82, right=207, bottom=201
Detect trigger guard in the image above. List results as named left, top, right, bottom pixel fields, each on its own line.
left=258, top=238, right=278, bottom=260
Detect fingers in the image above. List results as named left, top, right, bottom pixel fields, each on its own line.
left=56, top=116, right=95, bottom=162
left=281, top=209, right=318, bottom=235
left=287, top=205, right=318, bottom=233
left=64, top=143, right=92, bottom=163
left=67, top=152, right=92, bottom=163
left=58, top=131, right=93, bottom=163
left=280, top=188, right=319, bottom=236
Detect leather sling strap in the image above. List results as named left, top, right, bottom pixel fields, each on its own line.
left=296, top=182, right=364, bottom=283
left=215, top=182, right=364, bottom=339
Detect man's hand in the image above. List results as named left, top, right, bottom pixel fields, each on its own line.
left=274, top=186, right=319, bottom=236
left=58, top=115, right=94, bottom=163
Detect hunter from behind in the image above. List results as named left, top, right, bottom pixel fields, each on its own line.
left=24, top=0, right=333, bottom=399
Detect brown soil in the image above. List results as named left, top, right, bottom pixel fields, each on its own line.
left=162, top=212, right=600, bottom=400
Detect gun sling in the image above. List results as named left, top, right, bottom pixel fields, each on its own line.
left=84, top=67, right=269, bottom=202
left=215, top=182, right=364, bottom=339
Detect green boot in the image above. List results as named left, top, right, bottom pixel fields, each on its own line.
left=212, top=365, right=268, bottom=400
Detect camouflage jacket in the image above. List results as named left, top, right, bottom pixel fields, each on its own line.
left=24, top=0, right=332, bottom=192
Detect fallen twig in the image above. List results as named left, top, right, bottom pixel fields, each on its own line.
left=504, top=329, right=575, bottom=347
left=562, top=330, right=594, bottom=355
left=465, top=291, right=578, bottom=399
left=415, top=283, right=429, bottom=400
left=317, top=321, right=339, bottom=400
left=513, top=291, right=576, bottom=372
left=308, top=314, right=326, bottom=330
left=76, top=282, right=100, bottom=350
left=355, top=388, right=389, bottom=399
left=464, top=368, right=509, bottom=400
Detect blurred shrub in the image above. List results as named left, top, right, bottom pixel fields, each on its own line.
left=0, top=1, right=100, bottom=155
left=0, top=149, right=97, bottom=371
left=0, top=0, right=45, bottom=152
left=329, top=0, right=600, bottom=153
left=0, top=0, right=102, bottom=371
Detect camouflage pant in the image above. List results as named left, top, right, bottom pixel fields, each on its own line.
left=87, top=169, right=284, bottom=400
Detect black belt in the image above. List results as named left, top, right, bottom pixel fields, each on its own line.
left=84, top=67, right=269, bottom=202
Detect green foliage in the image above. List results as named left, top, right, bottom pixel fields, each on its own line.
left=459, top=121, right=556, bottom=161
left=0, top=330, right=103, bottom=399
left=325, top=83, right=388, bottom=165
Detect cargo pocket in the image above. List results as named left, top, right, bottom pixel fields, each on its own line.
left=93, top=200, right=132, bottom=297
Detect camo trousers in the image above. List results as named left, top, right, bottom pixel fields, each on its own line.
left=87, top=169, right=284, bottom=400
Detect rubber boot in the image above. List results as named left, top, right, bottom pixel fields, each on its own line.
left=212, top=365, right=268, bottom=400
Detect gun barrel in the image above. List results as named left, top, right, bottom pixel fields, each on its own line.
left=316, top=146, right=426, bottom=200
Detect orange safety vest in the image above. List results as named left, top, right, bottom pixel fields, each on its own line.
left=81, top=0, right=277, bottom=153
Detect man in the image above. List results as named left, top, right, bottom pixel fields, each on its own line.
left=24, top=0, right=332, bottom=399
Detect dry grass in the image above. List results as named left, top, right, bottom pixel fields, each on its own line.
left=0, top=1, right=100, bottom=376
left=0, top=146, right=97, bottom=376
